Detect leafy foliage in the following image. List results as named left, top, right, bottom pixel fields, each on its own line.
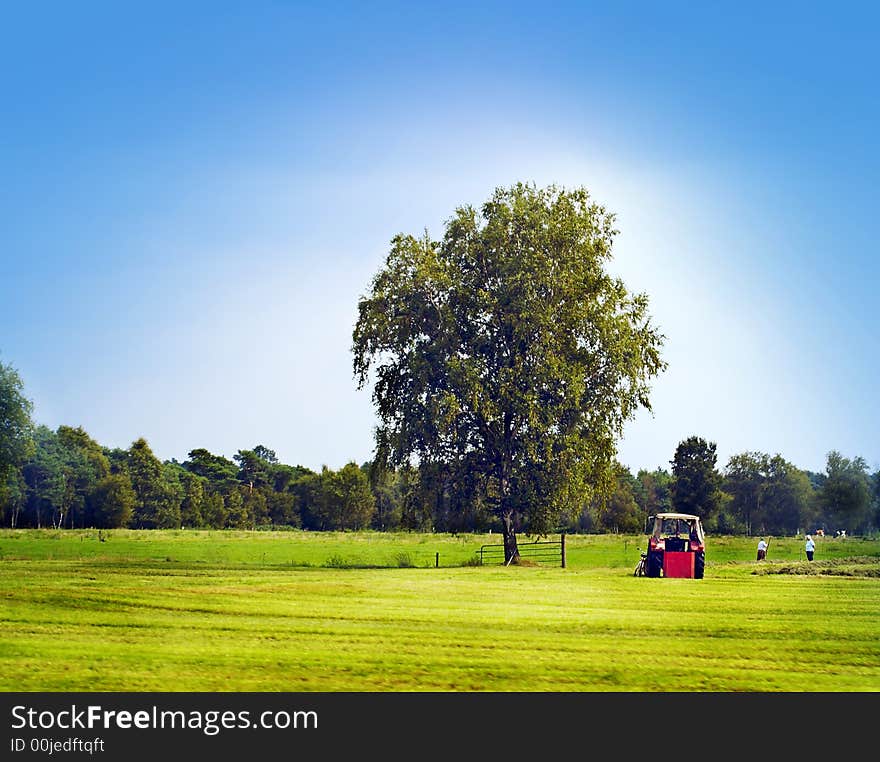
left=353, top=183, right=666, bottom=558
left=670, top=436, right=726, bottom=525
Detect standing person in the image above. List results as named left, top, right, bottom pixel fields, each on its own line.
left=805, top=534, right=815, bottom=561
left=756, top=538, right=768, bottom=561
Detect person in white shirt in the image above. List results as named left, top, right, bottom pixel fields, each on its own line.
left=805, top=535, right=816, bottom=561
left=756, top=538, right=768, bottom=561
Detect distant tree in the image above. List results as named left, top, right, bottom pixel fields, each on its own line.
left=353, top=183, right=666, bottom=561
left=725, top=451, right=817, bottom=535
left=324, top=463, right=376, bottom=530
left=0, top=358, right=35, bottom=496
left=21, top=426, right=65, bottom=528
left=596, top=463, right=642, bottom=533
left=818, top=451, right=872, bottom=533
left=183, top=448, right=239, bottom=492
left=295, top=471, right=325, bottom=530
left=234, top=449, right=271, bottom=493
left=761, top=455, right=816, bottom=535
left=56, top=425, right=110, bottom=528
left=54, top=442, right=87, bottom=528
left=252, top=445, right=278, bottom=464
left=244, top=488, right=269, bottom=526
left=224, top=487, right=250, bottom=529
left=365, top=463, right=404, bottom=531
left=560, top=498, right=598, bottom=534
left=397, top=466, right=434, bottom=532
left=265, top=489, right=300, bottom=527
left=103, top=447, right=131, bottom=475
left=201, top=491, right=227, bottom=528
left=670, top=436, right=725, bottom=527
left=128, top=439, right=181, bottom=528
left=723, top=452, right=766, bottom=535
left=88, top=473, right=136, bottom=528
left=271, top=463, right=312, bottom=494
left=57, top=426, right=110, bottom=478
left=633, top=467, right=673, bottom=521
left=298, top=464, right=376, bottom=531
left=179, top=468, right=206, bottom=527
left=1, top=469, right=27, bottom=528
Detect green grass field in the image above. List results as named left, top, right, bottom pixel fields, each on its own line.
left=1, top=529, right=878, bottom=691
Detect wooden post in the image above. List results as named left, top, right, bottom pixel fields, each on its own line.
left=435, top=552, right=439, bottom=568
left=561, top=532, right=566, bottom=569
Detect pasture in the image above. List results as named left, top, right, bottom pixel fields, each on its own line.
left=1, top=529, right=878, bottom=691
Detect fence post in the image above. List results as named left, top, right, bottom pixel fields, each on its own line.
left=561, top=532, right=566, bottom=569
left=435, top=552, right=439, bottom=568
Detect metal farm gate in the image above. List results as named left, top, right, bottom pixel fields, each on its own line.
left=476, top=534, right=566, bottom=568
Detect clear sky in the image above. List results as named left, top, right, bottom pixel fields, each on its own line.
left=2, top=1, right=877, bottom=476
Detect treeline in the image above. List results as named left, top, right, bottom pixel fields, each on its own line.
left=1, top=426, right=878, bottom=536
left=568, top=437, right=880, bottom=537
left=1, top=360, right=878, bottom=535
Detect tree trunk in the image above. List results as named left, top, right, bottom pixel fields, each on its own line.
left=501, top=510, right=519, bottom=564
left=498, top=439, right=519, bottom=564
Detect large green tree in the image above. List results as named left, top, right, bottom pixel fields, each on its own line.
left=353, top=183, right=666, bottom=561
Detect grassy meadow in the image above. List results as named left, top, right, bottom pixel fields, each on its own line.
left=1, top=529, right=878, bottom=692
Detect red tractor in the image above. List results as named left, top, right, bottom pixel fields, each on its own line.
left=640, top=512, right=706, bottom=579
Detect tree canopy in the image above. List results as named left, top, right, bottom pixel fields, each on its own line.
left=353, top=183, right=666, bottom=560
left=670, top=436, right=726, bottom=527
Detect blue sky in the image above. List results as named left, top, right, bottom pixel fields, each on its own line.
left=1, top=1, right=877, bottom=475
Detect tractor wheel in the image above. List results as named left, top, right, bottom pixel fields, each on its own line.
left=646, top=551, right=663, bottom=578
left=694, top=551, right=705, bottom=579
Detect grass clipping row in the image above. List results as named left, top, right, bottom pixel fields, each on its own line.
left=752, top=556, right=880, bottom=577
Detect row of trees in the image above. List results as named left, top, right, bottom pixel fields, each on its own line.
left=578, top=436, right=880, bottom=537
left=1, top=373, right=877, bottom=535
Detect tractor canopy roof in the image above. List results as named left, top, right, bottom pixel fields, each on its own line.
left=654, top=512, right=701, bottom=521
left=649, top=513, right=705, bottom=542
